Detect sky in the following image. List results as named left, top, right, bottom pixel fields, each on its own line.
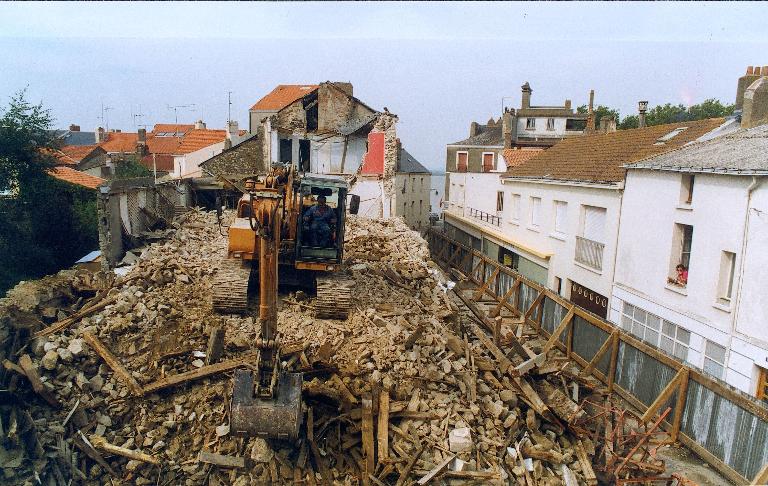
left=1, top=1, right=767, bottom=171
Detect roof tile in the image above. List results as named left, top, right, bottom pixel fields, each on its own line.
left=250, top=85, right=318, bottom=111
left=502, top=148, right=544, bottom=168
left=49, top=166, right=105, bottom=189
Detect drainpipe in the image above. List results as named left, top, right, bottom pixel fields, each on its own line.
left=732, top=176, right=765, bottom=339
left=607, top=178, right=626, bottom=322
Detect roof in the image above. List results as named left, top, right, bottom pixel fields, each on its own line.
left=503, top=118, right=726, bottom=184
left=151, top=124, right=195, bottom=136
left=175, top=129, right=227, bottom=154
left=627, top=123, right=768, bottom=175
left=99, top=132, right=138, bottom=153
left=449, top=125, right=503, bottom=146
left=50, top=130, right=96, bottom=146
left=140, top=153, right=175, bottom=172
left=76, top=250, right=101, bottom=263
left=251, top=85, right=319, bottom=111
left=502, top=148, right=544, bottom=168
left=49, top=166, right=105, bottom=189
left=42, top=148, right=78, bottom=166
left=398, top=147, right=430, bottom=174
left=60, top=145, right=102, bottom=163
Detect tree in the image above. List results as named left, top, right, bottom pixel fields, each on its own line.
left=577, top=104, right=621, bottom=128
left=113, top=155, right=152, bottom=179
left=618, top=98, right=735, bottom=130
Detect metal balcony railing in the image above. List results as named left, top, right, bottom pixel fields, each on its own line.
left=467, top=207, right=501, bottom=227
left=575, top=236, right=605, bottom=271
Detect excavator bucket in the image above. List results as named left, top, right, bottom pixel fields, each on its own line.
left=230, top=369, right=303, bottom=440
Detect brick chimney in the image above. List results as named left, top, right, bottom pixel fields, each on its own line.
left=521, top=82, right=532, bottom=109
left=638, top=101, right=649, bottom=128
left=736, top=66, right=764, bottom=111
left=502, top=108, right=517, bottom=149
left=195, top=120, right=206, bottom=130
left=225, top=120, right=239, bottom=149
left=742, top=75, right=768, bottom=128
left=95, top=127, right=106, bottom=143
left=136, top=128, right=148, bottom=157
left=69, top=124, right=80, bottom=132
left=586, top=90, right=596, bottom=132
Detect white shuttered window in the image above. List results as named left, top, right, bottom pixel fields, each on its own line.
left=583, top=206, right=607, bottom=243
left=554, top=201, right=567, bottom=234
left=530, top=197, right=541, bottom=227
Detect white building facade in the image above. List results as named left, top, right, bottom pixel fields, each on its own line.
left=612, top=124, right=768, bottom=397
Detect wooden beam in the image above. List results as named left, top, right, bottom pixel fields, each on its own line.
left=17, top=354, right=60, bottom=408
left=640, top=369, right=685, bottom=423
left=394, top=442, right=424, bottom=486
left=671, top=368, right=690, bottom=443
left=607, top=331, right=620, bottom=393
left=574, top=440, right=597, bottom=486
left=34, top=294, right=117, bottom=338
left=489, top=278, right=521, bottom=318
left=580, top=330, right=618, bottom=378
left=540, top=306, right=575, bottom=356
left=524, top=291, right=545, bottom=320
left=361, top=396, right=376, bottom=485
left=377, top=388, right=390, bottom=463
left=306, top=407, right=332, bottom=486
left=142, top=352, right=259, bottom=394
left=750, top=463, right=768, bottom=485
left=90, top=435, right=160, bottom=465
left=472, top=267, right=500, bottom=301
left=416, top=453, right=455, bottom=485
left=198, top=450, right=246, bottom=468
left=82, top=332, right=143, bottom=397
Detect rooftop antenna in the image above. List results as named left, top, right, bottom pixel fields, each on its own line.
left=228, top=91, right=233, bottom=123
left=167, top=104, right=197, bottom=126
left=131, top=104, right=146, bottom=129
left=98, top=102, right=114, bottom=131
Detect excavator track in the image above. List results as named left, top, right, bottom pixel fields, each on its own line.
left=315, top=275, right=354, bottom=320
left=212, top=259, right=251, bottom=314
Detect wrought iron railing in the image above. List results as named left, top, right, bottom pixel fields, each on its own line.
left=467, top=207, right=501, bottom=227
left=575, top=236, right=605, bottom=271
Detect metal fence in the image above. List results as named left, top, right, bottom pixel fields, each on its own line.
left=426, top=228, right=768, bottom=484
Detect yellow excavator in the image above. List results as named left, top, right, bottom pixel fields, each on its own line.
left=212, top=165, right=359, bottom=439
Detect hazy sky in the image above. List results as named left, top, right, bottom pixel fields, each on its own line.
left=1, top=2, right=767, bottom=170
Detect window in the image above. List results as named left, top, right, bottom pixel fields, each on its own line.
left=717, top=251, right=736, bottom=304
left=582, top=206, right=606, bottom=243
left=546, top=118, right=555, bottom=131
left=496, top=191, right=504, bottom=212
left=703, top=340, right=727, bottom=379
left=456, top=152, right=468, bottom=172
left=621, top=302, right=690, bottom=362
left=566, top=119, right=587, bottom=131
left=510, top=194, right=521, bottom=222
left=482, top=152, right=495, bottom=172
left=758, top=368, right=768, bottom=403
left=680, top=174, right=695, bottom=204
left=526, top=118, right=536, bottom=130
left=530, top=197, right=541, bottom=227
left=554, top=201, right=567, bottom=234
left=669, top=223, right=693, bottom=287
left=419, top=200, right=423, bottom=216
left=410, top=201, right=414, bottom=214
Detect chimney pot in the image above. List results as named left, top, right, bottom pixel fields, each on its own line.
left=747, top=66, right=755, bottom=75
left=195, top=120, right=206, bottom=130
left=763, top=66, right=768, bottom=76
left=95, top=127, right=106, bottom=143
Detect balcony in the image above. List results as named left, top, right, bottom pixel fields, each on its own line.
left=467, top=207, right=501, bottom=227
left=575, top=236, right=604, bottom=271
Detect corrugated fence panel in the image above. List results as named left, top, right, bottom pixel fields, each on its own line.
left=682, top=379, right=768, bottom=480
left=572, top=316, right=611, bottom=375
left=615, top=341, right=678, bottom=408
left=541, top=297, right=567, bottom=335
left=518, top=283, right=538, bottom=317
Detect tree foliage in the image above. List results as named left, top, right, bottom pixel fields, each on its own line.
left=576, top=104, right=621, bottom=128
left=114, top=155, right=152, bottom=179
left=616, top=99, right=735, bottom=130
left=0, top=90, right=98, bottom=295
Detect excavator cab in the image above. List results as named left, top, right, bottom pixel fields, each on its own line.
left=295, top=175, right=351, bottom=265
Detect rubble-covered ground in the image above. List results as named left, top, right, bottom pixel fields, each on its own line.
left=0, top=210, right=715, bottom=485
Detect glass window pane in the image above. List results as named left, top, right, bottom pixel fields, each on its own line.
left=634, top=308, right=648, bottom=325
left=632, top=321, right=645, bottom=340
left=645, top=329, right=659, bottom=346
left=621, top=315, right=632, bottom=330
left=623, top=302, right=634, bottom=316
left=704, top=358, right=724, bottom=379
left=662, top=320, right=675, bottom=337
left=705, top=341, right=726, bottom=363
left=674, top=344, right=689, bottom=361
left=676, top=327, right=691, bottom=345
left=646, top=315, right=661, bottom=330
left=660, top=336, right=674, bottom=354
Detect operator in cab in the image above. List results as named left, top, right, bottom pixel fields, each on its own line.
left=303, top=195, right=337, bottom=247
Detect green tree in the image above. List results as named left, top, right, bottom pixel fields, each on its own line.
left=113, top=155, right=152, bottom=179
left=617, top=98, right=735, bottom=130
left=0, top=90, right=99, bottom=295
left=577, top=104, right=621, bottom=128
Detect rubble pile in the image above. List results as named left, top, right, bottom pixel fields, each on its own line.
left=1, top=209, right=615, bottom=485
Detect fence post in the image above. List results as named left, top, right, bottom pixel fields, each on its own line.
left=608, top=334, right=620, bottom=393
left=671, top=368, right=690, bottom=443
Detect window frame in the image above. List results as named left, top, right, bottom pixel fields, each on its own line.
left=703, top=340, right=727, bottom=379
left=668, top=223, right=694, bottom=287
left=680, top=174, right=695, bottom=205
left=553, top=200, right=568, bottom=235
left=482, top=152, right=496, bottom=172
left=526, top=118, right=536, bottom=130
left=510, top=193, right=521, bottom=223
left=621, top=302, right=690, bottom=362
left=529, top=196, right=542, bottom=228
left=717, top=250, right=737, bottom=304
left=456, top=151, right=468, bottom=172
left=496, top=191, right=504, bottom=212
left=546, top=118, right=555, bottom=131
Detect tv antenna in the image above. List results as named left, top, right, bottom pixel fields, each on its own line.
left=167, top=104, right=196, bottom=125
left=98, top=102, right=114, bottom=131
left=131, top=104, right=146, bottom=129
left=227, top=91, right=233, bottom=123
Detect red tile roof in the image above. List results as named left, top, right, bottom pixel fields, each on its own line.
left=99, top=132, right=138, bottom=153
left=250, top=85, right=318, bottom=111
left=61, top=144, right=101, bottom=163
left=151, top=124, right=195, bottom=135
left=176, top=129, right=227, bottom=154
left=146, top=135, right=184, bottom=155
left=49, top=166, right=105, bottom=189
left=140, top=154, right=175, bottom=172
left=502, top=148, right=544, bottom=168
left=42, top=148, right=78, bottom=166
left=504, top=118, right=725, bottom=183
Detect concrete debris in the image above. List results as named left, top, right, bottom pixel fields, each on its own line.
left=0, top=207, right=644, bottom=485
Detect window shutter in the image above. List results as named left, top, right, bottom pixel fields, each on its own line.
left=483, top=153, right=494, bottom=172
left=457, top=152, right=468, bottom=172
left=555, top=201, right=567, bottom=232
left=583, top=206, right=606, bottom=243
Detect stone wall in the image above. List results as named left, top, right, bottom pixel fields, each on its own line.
left=200, top=126, right=268, bottom=177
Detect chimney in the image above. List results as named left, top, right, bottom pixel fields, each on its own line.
left=469, top=121, right=480, bottom=137
left=95, top=127, right=106, bottom=143
left=599, top=116, right=617, bottom=133
left=195, top=119, right=206, bottom=130
left=521, top=82, right=532, bottom=109
left=136, top=128, right=148, bottom=157
left=736, top=66, right=763, bottom=111
left=742, top=76, right=768, bottom=128
left=502, top=108, right=517, bottom=149
left=638, top=100, right=649, bottom=128
left=332, top=82, right=353, bottom=97
left=586, top=89, right=596, bottom=132
left=69, top=124, right=80, bottom=132
left=564, top=99, right=572, bottom=110
left=225, top=120, right=239, bottom=149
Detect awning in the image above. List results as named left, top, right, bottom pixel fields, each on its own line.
left=444, top=212, right=552, bottom=260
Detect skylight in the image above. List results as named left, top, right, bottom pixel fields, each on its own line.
left=655, top=127, right=688, bottom=145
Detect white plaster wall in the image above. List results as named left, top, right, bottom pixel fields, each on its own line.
left=350, top=179, right=384, bottom=219
left=310, top=136, right=367, bottom=174
left=393, top=173, right=431, bottom=231
left=177, top=141, right=227, bottom=179
left=516, top=117, right=570, bottom=138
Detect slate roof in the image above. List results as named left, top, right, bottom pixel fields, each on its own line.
left=449, top=125, right=503, bottom=146
left=503, top=118, right=726, bottom=184
left=398, top=148, right=430, bottom=174
left=50, top=130, right=96, bottom=146
left=502, top=148, right=544, bottom=168
left=250, top=85, right=318, bottom=111
left=627, top=123, right=768, bottom=174
left=49, top=166, right=105, bottom=189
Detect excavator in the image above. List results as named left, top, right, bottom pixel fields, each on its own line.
left=212, top=165, right=359, bottom=440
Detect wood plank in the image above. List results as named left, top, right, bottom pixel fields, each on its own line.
left=307, top=407, right=332, bottom=486
left=607, top=329, right=620, bottom=393
left=142, top=352, right=259, bottom=394
left=90, top=435, right=160, bottom=465
left=574, top=440, right=597, bottom=486
left=671, top=368, right=690, bottom=442
left=17, top=354, right=60, bottom=408
left=750, top=463, right=768, bottom=485
left=377, top=388, right=390, bottom=463
left=205, top=326, right=225, bottom=365
left=197, top=450, right=245, bottom=468
left=82, top=332, right=143, bottom=397
left=489, top=278, right=520, bottom=318
left=539, top=306, right=574, bottom=356
left=361, top=396, right=376, bottom=485
left=34, top=294, right=117, bottom=338
left=472, top=267, right=500, bottom=301
left=416, top=453, right=455, bottom=485
left=640, top=369, right=685, bottom=423
left=394, top=442, right=424, bottom=486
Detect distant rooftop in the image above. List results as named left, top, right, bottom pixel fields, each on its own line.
left=399, top=147, right=430, bottom=174
left=250, top=84, right=319, bottom=111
